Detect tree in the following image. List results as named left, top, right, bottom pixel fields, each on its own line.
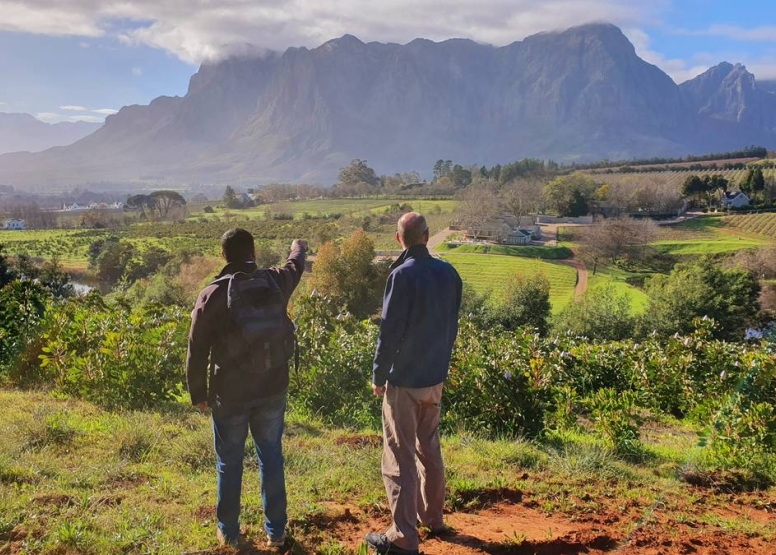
left=490, top=273, right=551, bottom=334
left=338, top=159, right=380, bottom=192
left=576, top=216, right=657, bottom=273
left=553, top=286, right=635, bottom=340
left=309, top=230, right=388, bottom=318
left=542, top=174, right=598, bottom=217
left=681, top=175, right=704, bottom=206
left=223, top=186, right=240, bottom=209
left=751, top=168, right=766, bottom=201
left=502, top=177, right=543, bottom=222
left=640, top=258, right=761, bottom=340
left=433, top=159, right=445, bottom=181
left=740, top=168, right=764, bottom=201
left=450, top=164, right=472, bottom=188
left=150, top=190, right=186, bottom=218
left=126, top=194, right=155, bottom=219
left=455, top=187, right=501, bottom=240
left=94, top=240, right=135, bottom=283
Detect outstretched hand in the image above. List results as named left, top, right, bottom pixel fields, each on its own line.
left=292, top=239, right=309, bottom=252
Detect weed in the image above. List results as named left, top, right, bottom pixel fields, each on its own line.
left=19, top=407, right=78, bottom=451
left=56, top=518, right=89, bottom=548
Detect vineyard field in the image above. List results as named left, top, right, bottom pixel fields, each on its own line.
left=722, top=213, right=776, bottom=238
left=439, top=252, right=577, bottom=312
left=187, top=198, right=458, bottom=221
left=592, top=168, right=776, bottom=190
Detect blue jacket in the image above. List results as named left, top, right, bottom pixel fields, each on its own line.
left=373, top=245, right=462, bottom=388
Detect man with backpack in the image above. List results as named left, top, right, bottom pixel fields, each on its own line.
left=186, top=228, right=306, bottom=548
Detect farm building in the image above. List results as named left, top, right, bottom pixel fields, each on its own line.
left=722, top=191, right=750, bottom=209
left=2, top=218, right=25, bottom=230
left=461, top=214, right=542, bottom=244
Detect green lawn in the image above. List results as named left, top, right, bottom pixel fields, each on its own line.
left=436, top=243, right=572, bottom=260
left=653, top=215, right=773, bottom=255
left=586, top=266, right=650, bottom=314
left=439, top=252, right=577, bottom=313
left=652, top=238, right=766, bottom=255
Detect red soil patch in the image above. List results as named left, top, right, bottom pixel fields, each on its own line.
left=176, top=489, right=776, bottom=555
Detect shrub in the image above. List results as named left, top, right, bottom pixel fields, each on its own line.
left=586, top=388, right=642, bottom=456
left=35, top=296, right=188, bottom=410
left=553, top=286, right=635, bottom=340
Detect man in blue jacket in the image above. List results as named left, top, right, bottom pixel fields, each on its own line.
left=366, top=212, right=462, bottom=555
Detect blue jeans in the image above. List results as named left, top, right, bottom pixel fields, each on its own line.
left=212, top=391, right=287, bottom=541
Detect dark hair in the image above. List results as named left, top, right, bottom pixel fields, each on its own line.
left=221, top=228, right=255, bottom=263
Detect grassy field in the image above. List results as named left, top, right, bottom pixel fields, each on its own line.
left=586, top=266, right=650, bottom=314
left=0, top=229, right=107, bottom=271
left=188, top=199, right=459, bottom=222
left=2, top=389, right=774, bottom=554
left=653, top=215, right=773, bottom=255
left=436, top=243, right=572, bottom=260
left=439, top=252, right=577, bottom=312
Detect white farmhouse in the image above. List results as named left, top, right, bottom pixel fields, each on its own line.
left=722, top=191, right=750, bottom=209
left=2, top=219, right=25, bottom=230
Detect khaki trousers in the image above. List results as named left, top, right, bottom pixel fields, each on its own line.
left=382, top=382, right=445, bottom=550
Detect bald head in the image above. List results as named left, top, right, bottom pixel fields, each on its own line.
left=397, top=212, right=429, bottom=249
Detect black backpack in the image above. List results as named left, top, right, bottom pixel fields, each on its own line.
left=213, top=269, right=296, bottom=374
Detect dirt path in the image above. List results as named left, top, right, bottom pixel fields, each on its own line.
left=212, top=494, right=775, bottom=555
left=428, top=227, right=456, bottom=254
left=559, top=256, right=589, bottom=298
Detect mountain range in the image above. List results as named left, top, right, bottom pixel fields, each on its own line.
left=1, top=23, right=774, bottom=190
left=0, top=113, right=101, bottom=156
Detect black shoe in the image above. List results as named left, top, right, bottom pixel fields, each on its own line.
left=364, top=532, right=419, bottom=555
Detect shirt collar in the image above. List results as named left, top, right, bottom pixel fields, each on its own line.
left=390, top=244, right=430, bottom=270
left=216, top=260, right=257, bottom=278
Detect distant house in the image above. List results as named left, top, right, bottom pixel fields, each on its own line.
left=2, top=218, right=25, bottom=230
left=722, top=191, right=750, bottom=209
left=461, top=213, right=542, bottom=244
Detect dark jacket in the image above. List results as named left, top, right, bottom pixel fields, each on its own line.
left=373, top=244, right=462, bottom=388
left=186, top=246, right=305, bottom=409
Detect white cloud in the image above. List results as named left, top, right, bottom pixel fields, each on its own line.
left=35, top=112, right=106, bottom=124
left=66, top=115, right=104, bottom=123
left=131, top=66, right=143, bottom=76
left=92, top=108, right=118, bottom=115
left=35, top=112, right=62, bottom=123
left=685, top=24, right=776, bottom=43
left=60, top=105, right=88, bottom=111
left=0, top=0, right=668, bottom=63
left=624, top=28, right=709, bottom=84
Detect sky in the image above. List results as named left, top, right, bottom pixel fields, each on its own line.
left=0, top=0, right=774, bottom=124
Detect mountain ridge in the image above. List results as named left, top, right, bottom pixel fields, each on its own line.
left=0, top=113, right=101, bottom=156
left=0, top=23, right=774, bottom=190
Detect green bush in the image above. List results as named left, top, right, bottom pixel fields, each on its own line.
left=34, top=294, right=188, bottom=410
left=586, top=388, right=642, bottom=456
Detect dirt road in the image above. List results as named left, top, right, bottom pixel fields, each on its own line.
left=559, top=256, right=589, bottom=298
left=428, top=227, right=456, bottom=254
